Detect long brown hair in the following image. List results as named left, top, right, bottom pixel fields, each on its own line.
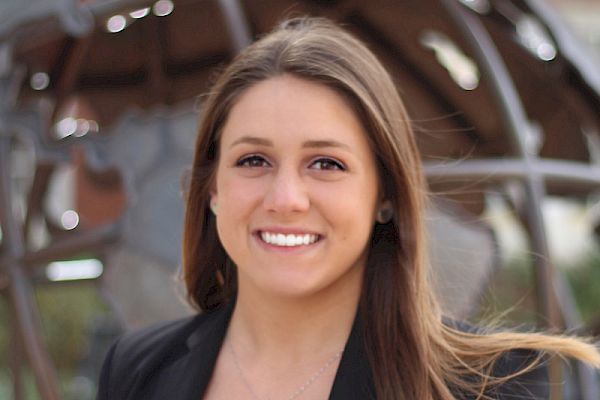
left=182, top=17, right=600, bottom=399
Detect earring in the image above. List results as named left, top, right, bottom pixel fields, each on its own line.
left=210, top=202, right=218, bottom=215
left=376, top=201, right=393, bottom=224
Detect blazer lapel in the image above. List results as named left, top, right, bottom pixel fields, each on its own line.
left=147, top=302, right=375, bottom=400
left=329, top=313, right=376, bottom=400
left=146, top=303, right=233, bottom=400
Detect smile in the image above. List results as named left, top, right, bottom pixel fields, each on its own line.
left=259, top=231, right=321, bottom=247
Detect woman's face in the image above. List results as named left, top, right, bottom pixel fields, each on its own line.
left=212, top=74, right=381, bottom=300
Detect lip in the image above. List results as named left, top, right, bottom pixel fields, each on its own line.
left=252, top=227, right=324, bottom=253
left=253, top=226, right=323, bottom=236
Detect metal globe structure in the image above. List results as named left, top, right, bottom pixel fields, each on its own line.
left=1, top=0, right=600, bottom=398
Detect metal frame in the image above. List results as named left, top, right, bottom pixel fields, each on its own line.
left=0, top=137, right=60, bottom=399
left=0, top=0, right=598, bottom=398
left=440, top=1, right=599, bottom=398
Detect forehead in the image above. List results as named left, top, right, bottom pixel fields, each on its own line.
left=219, top=74, right=371, bottom=150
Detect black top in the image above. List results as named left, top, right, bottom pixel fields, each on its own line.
left=96, top=303, right=548, bottom=399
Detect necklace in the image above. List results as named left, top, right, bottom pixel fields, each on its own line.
left=228, top=339, right=343, bottom=400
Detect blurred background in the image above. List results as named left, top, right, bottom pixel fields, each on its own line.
left=1, top=0, right=600, bottom=399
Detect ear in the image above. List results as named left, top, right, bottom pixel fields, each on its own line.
left=376, top=200, right=393, bottom=224
left=209, top=185, right=218, bottom=215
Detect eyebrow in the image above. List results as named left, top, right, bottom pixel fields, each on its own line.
left=229, top=136, right=272, bottom=148
left=229, top=136, right=351, bottom=151
left=303, top=139, right=351, bottom=151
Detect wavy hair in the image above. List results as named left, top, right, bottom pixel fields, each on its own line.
left=182, top=17, right=600, bottom=399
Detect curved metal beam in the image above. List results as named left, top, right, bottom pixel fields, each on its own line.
left=424, top=158, right=600, bottom=188
left=440, top=0, right=557, bottom=329
left=439, top=2, right=599, bottom=398
left=218, top=0, right=253, bottom=54
left=0, top=136, right=59, bottom=400
left=20, top=222, right=120, bottom=269
left=526, top=0, right=600, bottom=98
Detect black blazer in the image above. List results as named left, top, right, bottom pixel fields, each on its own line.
left=97, top=303, right=548, bottom=399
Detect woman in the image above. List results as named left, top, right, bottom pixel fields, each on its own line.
left=97, top=17, right=600, bottom=400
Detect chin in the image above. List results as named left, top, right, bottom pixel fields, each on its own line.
left=250, top=270, right=358, bottom=302
left=261, top=277, right=328, bottom=299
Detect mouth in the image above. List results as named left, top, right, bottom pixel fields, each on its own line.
left=256, top=230, right=323, bottom=248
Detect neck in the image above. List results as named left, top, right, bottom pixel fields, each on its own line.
left=227, top=274, right=362, bottom=365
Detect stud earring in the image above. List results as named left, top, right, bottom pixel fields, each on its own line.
left=210, top=202, right=218, bottom=215
left=376, top=201, right=393, bottom=224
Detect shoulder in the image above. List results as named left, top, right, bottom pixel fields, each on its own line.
left=96, top=312, right=212, bottom=400
left=112, top=314, right=202, bottom=363
left=445, top=319, right=549, bottom=399
left=489, top=349, right=548, bottom=399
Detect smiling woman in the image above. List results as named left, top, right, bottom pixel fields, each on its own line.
left=96, top=17, right=600, bottom=400
left=212, top=75, right=379, bottom=301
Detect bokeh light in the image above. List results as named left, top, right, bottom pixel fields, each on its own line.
left=153, top=0, right=174, bottom=17
left=106, top=15, right=127, bottom=33
left=30, top=71, right=50, bottom=90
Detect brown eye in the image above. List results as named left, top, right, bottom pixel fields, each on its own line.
left=236, top=155, right=270, bottom=168
left=310, top=158, right=345, bottom=171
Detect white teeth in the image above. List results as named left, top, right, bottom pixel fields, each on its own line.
left=277, top=233, right=285, bottom=246
left=302, top=234, right=310, bottom=245
left=285, top=234, right=295, bottom=246
left=260, top=231, right=319, bottom=247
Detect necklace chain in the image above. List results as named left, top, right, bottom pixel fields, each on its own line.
left=228, top=339, right=343, bottom=400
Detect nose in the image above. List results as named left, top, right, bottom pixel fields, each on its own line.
left=263, top=167, right=310, bottom=214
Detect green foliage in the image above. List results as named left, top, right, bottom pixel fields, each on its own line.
left=475, top=254, right=540, bottom=327
left=0, top=282, right=109, bottom=399
left=475, top=248, right=600, bottom=330
left=35, top=283, right=109, bottom=369
left=562, top=250, right=600, bottom=324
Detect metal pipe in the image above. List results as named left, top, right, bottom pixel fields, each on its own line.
left=424, top=158, right=600, bottom=187
left=439, top=2, right=599, bottom=398
left=217, top=0, right=253, bottom=54
left=8, top=290, right=24, bottom=400
left=525, top=0, right=600, bottom=96
left=21, top=222, right=119, bottom=269
left=0, top=136, right=59, bottom=400
left=439, top=0, right=558, bottom=329
left=551, top=262, right=599, bottom=400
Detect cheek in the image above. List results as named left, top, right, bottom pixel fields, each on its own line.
left=216, top=173, right=267, bottom=221
left=318, top=183, right=377, bottom=238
